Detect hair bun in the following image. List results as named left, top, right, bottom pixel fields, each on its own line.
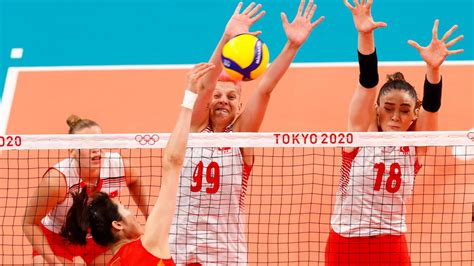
left=387, top=72, right=406, bottom=82
left=66, top=114, right=82, bottom=129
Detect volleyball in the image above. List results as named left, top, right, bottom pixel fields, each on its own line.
left=221, top=33, right=269, bottom=81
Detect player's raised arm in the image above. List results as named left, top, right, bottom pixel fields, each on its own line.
left=141, top=63, right=215, bottom=258
left=235, top=0, right=324, bottom=133
left=344, top=0, right=387, bottom=132
left=408, top=19, right=464, bottom=132
left=192, top=2, right=265, bottom=132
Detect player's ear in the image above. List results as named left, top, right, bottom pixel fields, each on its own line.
left=374, top=103, right=381, bottom=116
left=111, top=220, right=124, bottom=231
left=413, top=99, right=421, bottom=120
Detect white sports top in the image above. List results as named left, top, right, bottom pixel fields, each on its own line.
left=170, top=125, right=252, bottom=265
left=331, top=146, right=421, bottom=237
left=41, top=152, right=126, bottom=234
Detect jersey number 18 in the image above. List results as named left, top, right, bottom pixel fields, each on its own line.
left=374, top=162, right=402, bottom=193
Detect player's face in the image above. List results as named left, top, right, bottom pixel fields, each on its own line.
left=209, top=82, right=242, bottom=129
left=113, top=199, right=143, bottom=239
left=376, top=90, right=418, bottom=132
left=71, top=126, right=103, bottom=169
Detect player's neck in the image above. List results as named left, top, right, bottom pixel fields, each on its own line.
left=111, top=238, right=133, bottom=254
left=212, top=125, right=227, bottom=132
left=111, top=235, right=142, bottom=254
left=210, top=120, right=232, bottom=133
left=79, top=168, right=100, bottom=185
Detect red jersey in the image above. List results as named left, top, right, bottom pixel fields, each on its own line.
left=108, top=239, right=175, bottom=266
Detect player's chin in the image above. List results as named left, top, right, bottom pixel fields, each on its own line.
left=213, top=113, right=234, bottom=124
left=384, top=125, right=404, bottom=132
left=90, top=159, right=102, bottom=167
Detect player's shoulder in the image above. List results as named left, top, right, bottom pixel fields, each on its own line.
left=42, top=167, right=68, bottom=187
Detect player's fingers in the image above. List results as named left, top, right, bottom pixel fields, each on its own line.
left=343, top=0, right=355, bottom=10
left=194, top=64, right=216, bottom=79
left=441, top=24, right=458, bottom=43
left=242, top=2, right=256, bottom=15
left=448, top=49, right=464, bottom=55
left=303, top=0, right=313, bottom=18
left=307, top=4, right=317, bottom=20
left=250, top=10, right=266, bottom=23
left=247, top=3, right=262, bottom=18
left=234, top=2, right=243, bottom=15
left=432, top=19, right=439, bottom=40
left=311, top=16, right=325, bottom=29
left=407, top=40, right=423, bottom=51
left=296, top=0, right=305, bottom=17
left=281, top=12, right=289, bottom=26
left=446, top=35, right=464, bottom=48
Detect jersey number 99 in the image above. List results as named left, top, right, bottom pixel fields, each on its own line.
left=191, top=161, right=220, bottom=194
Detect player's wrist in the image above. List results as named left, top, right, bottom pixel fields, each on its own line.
left=426, top=64, right=441, bottom=72
left=422, top=75, right=442, bottom=113
left=357, top=29, right=374, bottom=34
left=286, top=40, right=302, bottom=50
left=181, top=90, right=198, bottom=110
left=358, top=49, right=379, bottom=88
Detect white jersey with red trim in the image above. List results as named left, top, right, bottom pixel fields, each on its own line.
left=41, top=152, right=126, bottom=234
left=331, top=146, right=421, bottom=237
left=170, top=126, right=252, bottom=265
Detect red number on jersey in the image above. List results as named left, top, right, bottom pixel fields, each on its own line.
left=190, top=161, right=221, bottom=194
left=386, top=163, right=402, bottom=193
left=205, top=162, right=220, bottom=194
left=191, top=161, right=204, bottom=192
left=373, top=163, right=385, bottom=191
left=374, top=162, right=402, bottom=193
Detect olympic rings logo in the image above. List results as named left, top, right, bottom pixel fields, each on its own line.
left=135, top=134, right=160, bottom=145
left=468, top=132, right=474, bottom=142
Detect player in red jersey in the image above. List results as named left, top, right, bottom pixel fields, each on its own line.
left=23, top=114, right=151, bottom=265
left=61, top=63, right=215, bottom=266
left=325, top=0, right=464, bottom=265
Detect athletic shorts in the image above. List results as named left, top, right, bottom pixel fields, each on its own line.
left=325, top=229, right=411, bottom=265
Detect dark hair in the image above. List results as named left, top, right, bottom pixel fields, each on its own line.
left=61, top=187, right=122, bottom=246
left=376, top=72, right=420, bottom=106
left=67, top=115, right=100, bottom=134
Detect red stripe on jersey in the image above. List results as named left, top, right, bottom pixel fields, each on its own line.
left=339, top=148, right=360, bottom=200
left=239, top=163, right=253, bottom=211
left=69, top=183, right=81, bottom=193
left=68, top=177, right=125, bottom=195
left=414, top=158, right=422, bottom=176
left=109, top=190, right=118, bottom=198
left=102, top=177, right=126, bottom=186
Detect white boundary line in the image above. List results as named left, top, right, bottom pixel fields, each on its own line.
left=0, top=68, right=20, bottom=136
left=3, top=60, right=473, bottom=72
left=0, top=61, right=472, bottom=135
left=293, top=60, right=474, bottom=68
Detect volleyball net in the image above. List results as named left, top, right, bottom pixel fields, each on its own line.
left=0, top=131, right=472, bottom=265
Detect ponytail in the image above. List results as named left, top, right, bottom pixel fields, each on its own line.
left=60, top=188, right=90, bottom=245
left=61, top=187, right=122, bottom=247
